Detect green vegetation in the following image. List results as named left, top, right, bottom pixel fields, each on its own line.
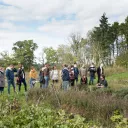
left=0, top=67, right=128, bottom=128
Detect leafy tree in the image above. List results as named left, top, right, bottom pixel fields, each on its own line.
left=111, top=22, right=120, bottom=56
left=12, top=40, right=38, bottom=70
left=69, top=33, right=81, bottom=59
left=44, top=47, right=58, bottom=64
left=116, top=50, right=128, bottom=68
left=57, top=44, right=76, bottom=65
left=0, top=51, right=17, bottom=67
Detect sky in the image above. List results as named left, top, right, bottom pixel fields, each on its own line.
left=0, top=0, right=128, bottom=60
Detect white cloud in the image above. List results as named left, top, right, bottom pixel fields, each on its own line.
left=0, top=0, right=128, bottom=60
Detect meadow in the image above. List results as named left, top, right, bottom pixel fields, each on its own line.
left=0, top=66, right=128, bottom=128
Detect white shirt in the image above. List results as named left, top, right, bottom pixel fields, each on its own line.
left=50, top=70, right=59, bottom=80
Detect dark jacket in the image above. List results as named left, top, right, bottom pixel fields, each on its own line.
left=97, top=67, right=104, bottom=76
left=17, top=68, right=25, bottom=80
left=74, top=67, right=79, bottom=78
left=99, top=79, right=108, bottom=87
left=88, top=66, right=96, bottom=77
left=62, top=68, right=70, bottom=81
left=0, top=70, right=5, bottom=87
left=39, top=70, right=45, bottom=84
left=6, top=67, right=17, bottom=81
left=44, top=68, right=50, bottom=77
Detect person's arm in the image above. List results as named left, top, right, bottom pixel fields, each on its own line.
left=77, top=68, right=79, bottom=75
left=17, top=69, right=21, bottom=78
left=13, top=68, right=17, bottom=72
left=6, top=69, right=9, bottom=80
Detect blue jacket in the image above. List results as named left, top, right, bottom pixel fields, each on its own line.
left=62, top=68, right=70, bottom=81
left=6, top=68, right=17, bottom=81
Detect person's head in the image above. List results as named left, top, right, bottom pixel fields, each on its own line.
left=45, top=64, right=49, bottom=68
left=64, top=64, right=68, bottom=68
left=31, top=66, right=34, bottom=70
left=71, top=65, right=74, bottom=68
left=18, top=63, right=22, bottom=68
left=83, top=75, right=86, bottom=78
left=10, top=64, right=14, bottom=69
left=54, top=65, right=57, bottom=70
left=74, top=63, right=77, bottom=67
left=100, top=75, right=105, bottom=80
left=0, top=67, right=4, bottom=71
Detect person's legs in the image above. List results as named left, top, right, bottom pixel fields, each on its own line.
left=7, top=80, right=11, bottom=94
left=22, top=79, right=27, bottom=92
left=74, top=77, right=78, bottom=85
left=11, top=80, right=16, bottom=93
left=62, top=81, right=69, bottom=91
left=65, top=81, right=69, bottom=91
left=97, top=75, right=100, bottom=83
left=71, top=79, right=75, bottom=86
left=30, top=78, right=33, bottom=88
left=89, top=76, right=91, bottom=85
left=44, top=76, right=49, bottom=88
left=18, top=83, right=21, bottom=92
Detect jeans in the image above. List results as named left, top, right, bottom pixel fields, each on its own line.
left=7, top=80, right=15, bottom=94
left=30, top=78, right=36, bottom=88
left=62, top=81, right=69, bottom=91
left=19, top=78, right=27, bottom=92
left=44, top=76, right=49, bottom=88
left=89, top=76, right=94, bottom=85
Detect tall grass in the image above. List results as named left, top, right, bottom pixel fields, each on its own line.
left=27, top=88, right=128, bottom=127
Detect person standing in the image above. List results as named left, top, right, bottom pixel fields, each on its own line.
left=43, top=64, right=50, bottom=88
left=50, top=66, right=59, bottom=85
left=39, top=67, right=45, bottom=88
left=29, top=66, right=37, bottom=88
left=79, top=64, right=87, bottom=79
left=62, top=64, right=70, bottom=91
left=17, top=64, right=27, bottom=92
left=74, top=63, right=79, bottom=85
left=97, top=63, right=104, bottom=83
left=88, top=63, right=96, bottom=85
left=0, top=67, right=5, bottom=94
left=6, top=64, right=17, bottom=94
left=69, top=65, right=75, bottom=86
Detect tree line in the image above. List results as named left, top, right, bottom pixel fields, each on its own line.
left=0, top=13, right=128, bottom=69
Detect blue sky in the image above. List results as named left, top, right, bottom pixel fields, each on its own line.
left=0, top=0, right=128, bottom=60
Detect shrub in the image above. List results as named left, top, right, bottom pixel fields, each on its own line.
left=27, top=88, right=128, bottom=127
left=113, top=88, right=128, bottom=98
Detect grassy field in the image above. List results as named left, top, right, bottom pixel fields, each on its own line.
left=0, top=67, right=128, bottom=127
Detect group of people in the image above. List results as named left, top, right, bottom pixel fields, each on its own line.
left=0, top=62, right=108, bottom=94
left=61, top=63, right=108, bottom=91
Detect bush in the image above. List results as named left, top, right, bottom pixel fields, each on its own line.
left=0, top=101, right=101, bottom=128
left=113, top=88, right=128, bottom=98
left=27, top=88, right=128, bottom=127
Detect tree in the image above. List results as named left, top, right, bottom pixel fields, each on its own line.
left=116, top=51, right=128, bottom=68
left=0, top=51, right=17, bottom=67
left=111, top=22, right=120, bottom=57
left=44, top=47, right=58, bottom=64
left=12, top=40, right=38, bottom=70
left=57, top=44, right=76, bottom=64
left=69, top=32, right=81, bottom=61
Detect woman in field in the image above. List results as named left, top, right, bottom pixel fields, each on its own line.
left=39, top=67, right=45, bottom=88
left=29, top=66, right=37, bottom=88
left=50, top=66, right=59, bottom=85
